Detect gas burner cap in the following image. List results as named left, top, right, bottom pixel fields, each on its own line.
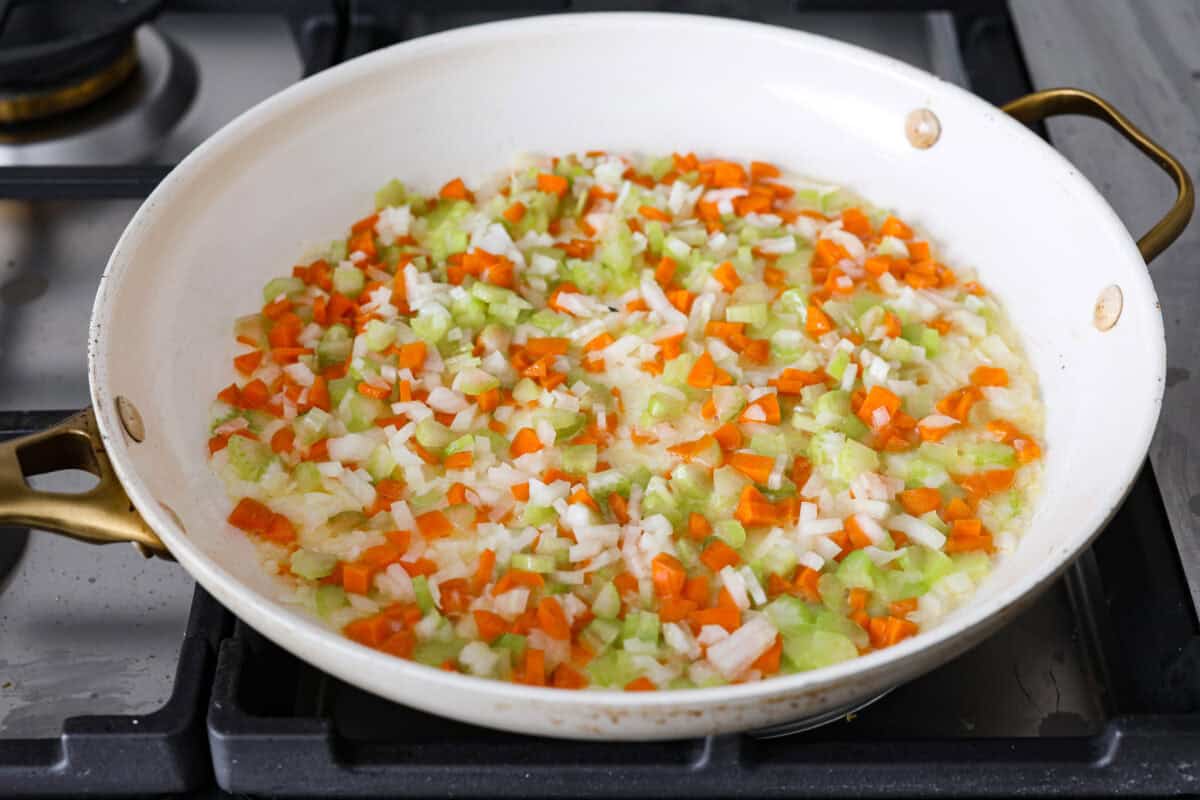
left=0, top=25, right=197, bottom=165
left=0, top=0, right=164, bottom=123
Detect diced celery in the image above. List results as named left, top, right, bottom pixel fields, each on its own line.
left=412, top=304, right=452, bottom=344
left=591, top=581, right=621, bottom=619
left=586, top=650, right=639, bottom=688
left=765, top=595, right=817, bottom=635
left=759, top=544, right=798, bottom=579
left=450, top=293, right=488, bottom=329
left=600, top=226, right=634, bottom=277
left=815, top=390, right=851, bottom=420
left=818, top=573, right=847, bottom=613
left=374, top=178, right=407, bottom=209
left=364, top=319, right=397, bottom=352
left=494, top=633, right=527, bottom=657
left=333, top=264, right=365, bottom=298
left=315, top=584, right=347, bottom=617
left=413, top=576, right=435, bottom=613
left=445, top=434, right=474, bottom=457
left=961, top=442, right=1017, bottom=468
left=293, top=461, right=324, bottom=492
left=622, top=610, right=660, bottom=644
left=535, top=408, right=587, bottom=439
left=827, top=350, right=850, bottom=381
left=645, top=220, right=665, bottom=256
left=726, top=303, right=768, bottom=328
left=777, top=288, right=808, bottom=316
left=328, top=377, right=356, bottom=411
left=317, top=324, right=353, bottom=368
left=876, top=235, right=909, bottom=258
left=262, top=276, right=306, bottom=304
left=415, top=417, right=453, bottom=451
left=715, top=520, right=746, bottom=549
left=676, top=538, right=700, bottom=571
left=876, top=568, right=928, bottom=603
left=835, top=439, right=880, bottom=483
left=227, top=436, right=273, bottom=481
left=327, top=239, right=347, bottom=263
left=645, top=392, right=687, bottom=423
left=522, top=505, right=557, bottom=526
left=290, top=549, right=338, bottom=580
left=511, top=378, right=541, bottom=405
left=588, top=469, right=628, bottom=499
left=580, top=618, right=622, bottom=655
left=427, top=200, right=472, bottom=262
left=748, top=431, right=788, bottom=458
left=905, top=458, right=950, bottom=489
left=712, top=385, right=747, bottom=423
left=343, top=394, right=383, bottom=432
left=414, top=637, right=464, bottom=668
left=952, top=551, right=992, bottom=583
left=511, top=553, right=556, bottom=573
left=293, top=407, right=331, bottom=447
left=661, top=352, right=697, bottom=388
left=366, top=444, right=397, bottom=481
left=529, top=308, right=569, bottom=334
left=782, top=629, right=858, bottom=671
left=670, top=463, right=713, bottom=500
left=641, top=477, right=679, bottom=524
left=836, top=550, right=879, bottom=591
left=902, top=323, right=940, bottom=356
left=562, top=444, right=598, bottom=475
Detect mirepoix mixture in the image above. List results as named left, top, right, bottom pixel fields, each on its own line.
left=209, top=152, right=1044, bottom=690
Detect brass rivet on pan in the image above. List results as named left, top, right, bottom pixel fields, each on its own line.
left=905, top=108, right=941, bottom=149
left=115, top=395, right=145, bottom=442
left=1094, top=284, right=1123, bottom=331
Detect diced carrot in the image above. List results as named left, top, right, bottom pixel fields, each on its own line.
left=727, top=452, right=776, bottom=484
left=536, top=596, right=571, bottom=640
left=469, top=549, right=496, bottom=594
left=439, top=177, right=472, bottom=201
left=269, top=427, right=295, bottom=454
left=970, top=365, right=1009, bottom=387
left=655, top=256, right=677, bottom=286
left=537, top=172, right=569, bottom=197
left=510, top=427, right=543, bottom=457
left=908, top=241, right=931, bottom=261
left=416, top=510, right=454, bottom=539
left=794, top=567, right=821, bottom=602
left=806, top=303, right=834, bottom=336
left=742, top=339, right=770, bottom=364
left=898, top=488, right=942, bottom=515
left=227, top=497, right=275, bottom=534
left=640, top=204, right=672, bottom=223
left=942, top=496, right=974, bottom=522
left=712, top=422, right=743, bottom=451
left=233, top=351, right=263, bottom=375
left=608, top=492, right=630, bottom=524
left=503, top=202, right=526, bottom=223
left=667, top=289, right=694, bottom=313
left=712, top=261, right=741, bottom=292
left=857, top=385, right=901, bottom=429
left=688, top=512, right=712, bottom=541
left=344, top=614, right=393, bottom=647
left=848, top=587, right=870, bottom=612
left=879, top=216, right=913, bottom=239
left=238, top=379, right=270, bottom=410
left=524, top=648, right=546, bottom=686
left=700, top=539, right=741, bottom=572
left=524, top=337, right=570, bottom=357
left=551, top=663, right=589, bottom=690
left=443, top=451, right=474, bottom=470
left=734, top=484, right=779, bottom=528
left=492, top=569, right=545, bottom=596
left=752, top=635, right=783, bottom=674
left=739, top=394, right=781, bottom=425
left=687, top=351, right=718, bottom=388
left=689, top=605, right=740, bottom=633
left=651, top=553, right=687, bottom=598
left=511, top=482, right=530, bottom=501
left=624, top=676, right=656, bottom=692
left=395, top=341, right=427, bottom=370
left=342, top=563, right=374, bottom=595
left=841, top=207, right=872, bottom=238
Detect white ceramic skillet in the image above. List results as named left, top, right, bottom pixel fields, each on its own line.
left=0, top=14, right=1191, bottom=740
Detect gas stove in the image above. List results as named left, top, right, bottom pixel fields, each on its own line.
left=0, top=2, right=1196, bottom=797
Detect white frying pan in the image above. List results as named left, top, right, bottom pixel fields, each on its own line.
left=0, top=14, right=1190, bottom=740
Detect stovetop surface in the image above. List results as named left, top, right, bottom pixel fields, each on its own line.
left=0, top=2, right=1196, bottom=798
